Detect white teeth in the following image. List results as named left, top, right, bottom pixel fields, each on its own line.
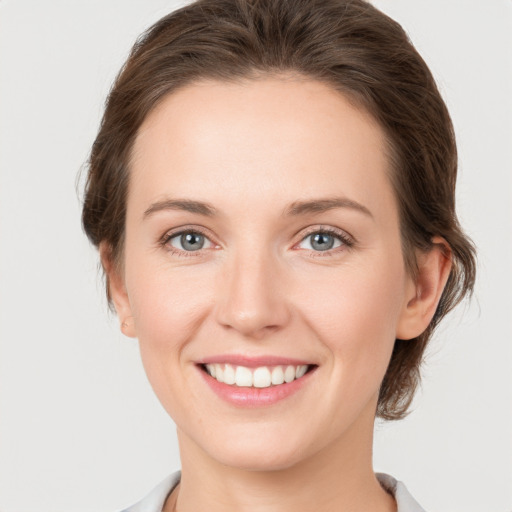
left=296, top=365, right=308, bottom=378
left=253, top=367, right=272, bottom=388
left=223, top=364, right=236, bottom=385
left=215, top=364, right=224, bottom=383
left=271, top=366, right=285, bottom=385
left=206, top=363, right=311, bottom=388
left=284, top=365, right=296, bottom=383
left=235, top=366, right=253, bottom=387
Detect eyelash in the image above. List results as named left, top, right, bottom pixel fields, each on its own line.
left=160, top=227, right=213, bottom=258
left=297, top=226, right=354, bottom=257
left=159, top=226, right=354, bottom=258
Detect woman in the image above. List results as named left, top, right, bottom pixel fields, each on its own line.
left=81, top=0, right=475, bottom=510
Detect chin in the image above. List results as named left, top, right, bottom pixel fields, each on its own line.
left=201, top=427, right=315, bottom=472
left=212, top=447, right=306, bottom=472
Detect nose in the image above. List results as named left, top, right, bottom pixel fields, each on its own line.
left=215, top=246, right=291, bottom=339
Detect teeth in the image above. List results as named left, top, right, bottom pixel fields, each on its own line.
left=205, top=363, right=310, bottom=388
left=216, top=365, right=224, bottom=383
left=235, top=366, right=253, bottom=387
left=284, top=365, right=295, bottom=383
left=271, top=366, right=285, bottom=385
left=223, top=364, right=236, bottom=385
left=206, top=364, right=216, bottom=378
left=295, top=365, right=308, bottom=378
left=253, top=367, right=271, bottom=388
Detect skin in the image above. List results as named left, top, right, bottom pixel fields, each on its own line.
left=104, top=75, right=451, bottom=512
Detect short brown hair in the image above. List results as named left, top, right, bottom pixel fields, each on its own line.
left=82, top=0, right=476, bottom=420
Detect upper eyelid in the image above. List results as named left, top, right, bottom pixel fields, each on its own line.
left=162, top=225, right=214, bottom=241
left=294, top=225, right=354, bottom=243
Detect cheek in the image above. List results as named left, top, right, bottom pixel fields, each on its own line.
left=126, top=256, right=216, bottom=355
left=124, top=258, right=219, bottom=417
left=296, top=257, right=406, bottom=368
left=291, top=260, right=407, bottom=435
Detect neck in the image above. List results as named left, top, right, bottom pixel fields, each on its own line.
left=168, top=406, right=396, bottom=512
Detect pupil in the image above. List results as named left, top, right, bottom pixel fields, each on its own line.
left=311, top=233, right=334, bottom=251
left=181, top=233, right=204, bottom=251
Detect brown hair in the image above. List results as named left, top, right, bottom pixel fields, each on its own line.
left=82, top=0, right=476, bottom=420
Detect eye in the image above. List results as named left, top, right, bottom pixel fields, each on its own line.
left=297, top=229, right=351, bottom=252
left=167, top=231, right=213, bottom=252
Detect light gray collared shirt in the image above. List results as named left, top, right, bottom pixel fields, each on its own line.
left=121, top=471, right=426, bottom=512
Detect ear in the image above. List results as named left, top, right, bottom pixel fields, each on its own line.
left=396, top=237, right=452, bottom=340
left=99, top=242, right=136, bottom=338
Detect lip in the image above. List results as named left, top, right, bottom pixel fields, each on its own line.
left=197, top=360, right=317, bottom=407
left=196, top=354, right=313, bottom=368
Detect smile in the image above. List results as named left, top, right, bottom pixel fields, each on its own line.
left=197, top=356, right=318, bottom=407
left=203, top=363, right=310, bottom=388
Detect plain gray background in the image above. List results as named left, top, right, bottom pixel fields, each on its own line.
left=0, top=1, right=511, bottom=511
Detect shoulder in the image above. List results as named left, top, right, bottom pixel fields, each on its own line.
left=119, top=472, right=181, bottom=512
left=376, top=473, right=427, bottom=512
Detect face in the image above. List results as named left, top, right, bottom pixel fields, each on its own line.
left=112, top=76, right=418, bottom=471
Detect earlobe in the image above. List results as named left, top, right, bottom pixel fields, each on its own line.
left=99, top=242, right=136, bottom=338
left=396, top=237, right=452, bottom=340
left=120, top=317, right=135, bottom=337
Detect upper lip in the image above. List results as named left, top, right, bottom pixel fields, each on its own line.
left=196, top=354, right=315, bottom=368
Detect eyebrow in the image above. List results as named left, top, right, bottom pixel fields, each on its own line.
left=143, top=199, right=217, bottom=219
left=143, top=196, right=373, bottom=220
left=284, top=197, right=373, bottom=218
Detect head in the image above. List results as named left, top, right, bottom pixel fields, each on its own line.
left=82, top=0, right=475, bottom=435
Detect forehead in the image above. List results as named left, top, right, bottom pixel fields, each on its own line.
left=129, top=75, right=394, bottom=218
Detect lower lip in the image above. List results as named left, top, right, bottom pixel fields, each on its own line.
left=198, top=366, right=315, bottom=407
